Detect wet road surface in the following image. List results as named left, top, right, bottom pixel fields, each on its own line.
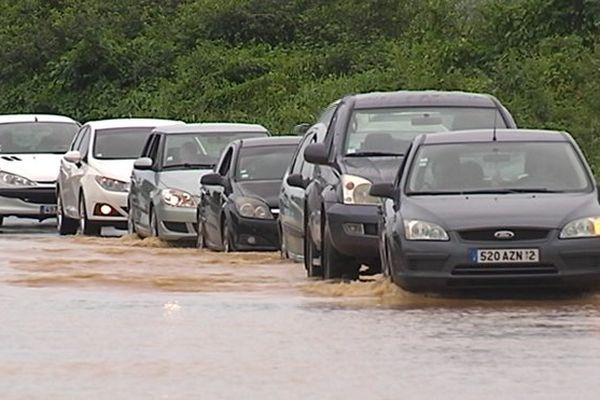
left=2, top=217, right=600, bottom=399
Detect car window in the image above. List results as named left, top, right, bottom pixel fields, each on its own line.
left=93, top=127, right=154, bottom=160
left=407, top=142, right=591, bottom=194
left=162, top=132, right=266, bottom=169
left=0, top=122, right=78, bottom=154
left=148, top=135, right=161, bottom=162
left=317, top=103, right=338, bottom=126
left=78, top=128, right=91, bottom=159
left=289, top=134, right=314, bottom=174
left=344, top=107, right=506, bottom=156
left=236, top=145, right=297, bottom=181
left=70, top=127, right=85, bottom=151
left=218, top=148, right=234, bottom=176
left=140, top=134, right=156, bottom=158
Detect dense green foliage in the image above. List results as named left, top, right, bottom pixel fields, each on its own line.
left=1, top=0, right=599, bottom=170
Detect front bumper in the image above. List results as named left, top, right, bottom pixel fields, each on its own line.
left=388, top=231, right=600, bottom=292
left=155, top=204, right=197, bottom=241
left=0, top=186, right=57, bottom=219
left=325, top=202, right=380, bottom=262
left=83, top=180, right=128, bottom=226
left=229, top=211, right=279, bottom=251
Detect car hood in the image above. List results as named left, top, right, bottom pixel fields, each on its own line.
left=90, top=159, right=136, bottom=182
left=236, top=180, right=282, bottom=208
left=0, top=154, right=64, bottom=182
left=342, top=156, right=404, bottom=183
left=158, top=169, right=213, bottom=195
left=402, top=192, right=600, bottom=230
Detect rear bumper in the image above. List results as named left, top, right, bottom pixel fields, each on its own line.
left=0, top=186, right=57, bottom=219
left=388, top=233, right=600, bottom=292
left=325, top=202, right=380, bottom=262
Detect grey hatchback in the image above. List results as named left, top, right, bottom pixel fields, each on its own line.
left=128, top=123, right=269, bottom=241
left=371, top=129, right=600, bottom=292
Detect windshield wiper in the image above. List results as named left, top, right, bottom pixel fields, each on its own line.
left=345, top=151, right=404, bottom=157
left=409, top=188, right=566, bottom=196
left=163, top=163, right=215, bottom=169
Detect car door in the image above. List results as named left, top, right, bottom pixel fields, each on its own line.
left=203, top=146, right=234, bottom=246
left=59, top=126, right=84, bottom=218
left=63, top=126, right=91, bottom=217
left=138, top=134, right=162, bottom=230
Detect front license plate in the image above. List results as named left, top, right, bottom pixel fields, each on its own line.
left=40, top=205, right=57, bottom=215
left=472, top=249, right=540, bottom=264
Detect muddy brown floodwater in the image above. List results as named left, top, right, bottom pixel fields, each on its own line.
left=2, top=218, right=600, bottom=399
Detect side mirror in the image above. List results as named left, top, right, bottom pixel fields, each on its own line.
left=286, top=173, right=306, bottom=189
left=133, top=157, right=153, bottom=170
left=369, top=183, right=395, bottom=199
left=293, top=123, right=311, bottom=136
left=63, top=150, right=82, bottom=164
left=201, top=173, right=224, bottom=186
left=304, top=143, right=329, bottom=165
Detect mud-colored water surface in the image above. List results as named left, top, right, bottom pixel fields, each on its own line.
left=2, top=218, right=600, bottom=399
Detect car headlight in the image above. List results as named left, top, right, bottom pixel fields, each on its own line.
left=559, top=217, right=600, bottom=239
left=234, top=196, right=273, bottom=220
left=341, top=175, right=380, bottom=205
left=162, top=189, right=196, bottom=208
left=404, top=220, right=449, bottom=241
left=0, top=171, right=36, bottom=188
left=95, top=176, right=130, bottom=192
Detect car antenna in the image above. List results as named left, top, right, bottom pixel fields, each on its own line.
left=492, top=111, right=497, bottom=142
left=34, top=116, right=38, bottom=123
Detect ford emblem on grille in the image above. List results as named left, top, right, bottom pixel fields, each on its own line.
left=494, top=230, right=515, bottom=240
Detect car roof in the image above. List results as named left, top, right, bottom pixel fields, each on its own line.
left=237, top=136, right=302, bottom=148
left=84, top=118, right=184, bottom=130
left=350, top=90, right=499, bottom=109
left=419, top=129, right=570, bottom=145
left=154, top=123, right=269, bottom=135
left=0, top=114, right=78, bottom=124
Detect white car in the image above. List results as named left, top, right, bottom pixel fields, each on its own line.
left=56, top=118, right=183, bottom=235
left=0, top=114, right=79, bottom=226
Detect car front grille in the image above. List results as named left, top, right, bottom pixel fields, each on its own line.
left=451, top=264, right=559, bottom=276
left=458, top=228, right=550, bottom=242
left=0, top=188, right=56, bottom=205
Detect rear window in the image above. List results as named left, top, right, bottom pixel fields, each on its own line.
left=93, top=127, right=154, bottom=159
left=0, top=122, right=78, bottom=154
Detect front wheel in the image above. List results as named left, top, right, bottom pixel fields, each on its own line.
left=279, top=222, right=289, bottom=260
left=57, top=192, right=77, bottom=235
left=304, top=225, right=322, bottom=278
left=322, top=222, right=360, bottom=281
left=78, top=195, right=101, bottom=236
left=222, top=219, right=235, bottom=253
left=196, top=217, right=205, bottom=249
left=127, top=202, right=140, bottom=238
left=0, top=215, right=3, bottom=227
left=149, top=208, right=159, bottom=237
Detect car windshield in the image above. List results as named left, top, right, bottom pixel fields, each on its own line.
left=236, top=145, right=297, bottom=181
left=407, top=142, right=591, bottom=195
left=163, top=132, right=267, bottom=169
left=0, top=122, right=78, bottom=154
left=93, top=127, right=154, bottom=159
left=344, top=107, right=506, bottom=156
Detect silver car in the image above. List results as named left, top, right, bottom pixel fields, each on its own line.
left=128, top=123, right=269, bottom=241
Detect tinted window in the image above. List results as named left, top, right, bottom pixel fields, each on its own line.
left=407, top=142, right=591, bottom=194
left=344, top=107, right=506, bottom=156
left=163, top=132, right=266, bottom=169
left=0, top=122, right=78, bottom=154
left=93, top=127, right=155, bottom=159
left=236, top=145, right=297, bottom=181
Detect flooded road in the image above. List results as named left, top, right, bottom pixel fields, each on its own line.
left=2, top=218, right=600, bottom=399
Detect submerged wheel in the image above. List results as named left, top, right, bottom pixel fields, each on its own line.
left=222, top=219, right=235, bottom=253
left=304, top=225, right=323, bottom=278
left=127, top=202, right=140, bottom=238
left=78, top=195, right=101, bottom=236
left=150, top=208, right=159, bottom=237
left=196, top=218, right=205, bottom=249
left=279, top=222, right=289, bottom=260
left=322, top=222, right=360, bottom=281
left=57, top=191, right=77, bottom=235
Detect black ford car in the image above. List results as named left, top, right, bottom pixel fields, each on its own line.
left=371, top=129, right=600, bottom=292
left=196, top=136, right=301, bottom=252
left=295, top=90, right=517, bottom=280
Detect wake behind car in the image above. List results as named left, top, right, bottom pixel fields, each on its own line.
left=57, top=118, right=183, bottom=236
left=298, top=90, right=517, bottom=280
left=128, top=123, right=269, bottom=241
left=0, top=114, right=79, bottom=226
left=197, top=136, right=301, bottom=252
left=371, top=129, right=600, bottom=292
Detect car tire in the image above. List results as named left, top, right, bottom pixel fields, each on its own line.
left=127, top=202, right=140, bottom=238
left=322, top=222, right=360, bottom=281
left=304, top=225, right=323, bottom=278
left=196, top=217, right=205, bottom=249
left=279, top=222, right=289, bottom=260
left=57, top=191, right=77, bottom=235
left=0, top=215, right=3, bottom=227
left=78, top=195, right=101, bottom=236
left=222, top=219, right=235, bottom=253
left=150, top=208, right=159, bottom=237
